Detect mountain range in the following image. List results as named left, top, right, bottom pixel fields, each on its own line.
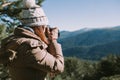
left=58, top=26, right=120, bottom=60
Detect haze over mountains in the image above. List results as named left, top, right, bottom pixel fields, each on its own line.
left=58, top=26, right=120, bottom=60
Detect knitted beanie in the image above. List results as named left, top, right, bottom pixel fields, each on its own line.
left=19, top=0, right=49, bottom=27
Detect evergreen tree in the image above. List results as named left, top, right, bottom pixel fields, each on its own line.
left=0, top=0, right=45, bottom=34
left=0, top=0, right=44, bottom=17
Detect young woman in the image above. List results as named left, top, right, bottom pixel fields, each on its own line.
left=0, top=0, right=64, bottom=80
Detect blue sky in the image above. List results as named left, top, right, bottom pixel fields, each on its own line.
left=42, top=0, right=120, bottom=31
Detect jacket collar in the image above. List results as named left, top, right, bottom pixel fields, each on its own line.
left=14, top=27, right=41, bottom=41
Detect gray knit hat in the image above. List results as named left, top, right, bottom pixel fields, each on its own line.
left=20, top=0, right=49, bottom=27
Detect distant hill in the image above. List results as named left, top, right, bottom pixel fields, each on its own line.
left=58, top=26, right=120, bottom=60
left=60, top=28, right=90, bottom=39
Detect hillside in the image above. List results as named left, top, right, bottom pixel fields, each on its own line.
left=58, top=26, right=120, bottom=60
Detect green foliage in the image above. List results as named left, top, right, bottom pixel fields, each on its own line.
left=0, top=0, right=45, bottom=17
left=0, top=0, right=45, bottom=35
left=0, top=24, right=7, bottom=41
left=98, top=55, right=120, bottom=77
left=54, top=55, right=120, bottom=80
left=0, top=64, right=10, bottom=80
left=37, top=0, right=45, bottom=6
left=101, top=75, right=120, bottom=80
left=54, top=57, right=98, bottom=80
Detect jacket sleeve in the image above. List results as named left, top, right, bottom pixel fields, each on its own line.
left=27, top=40, right=64, bottom=73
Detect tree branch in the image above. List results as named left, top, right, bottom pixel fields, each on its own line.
left=1, top=2, right=12, bottom=8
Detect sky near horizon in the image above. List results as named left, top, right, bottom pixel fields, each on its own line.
left=42, top=0, right=120, bottom=31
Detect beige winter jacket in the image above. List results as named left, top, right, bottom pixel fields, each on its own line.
left=3, top=27, right=64, bottom=80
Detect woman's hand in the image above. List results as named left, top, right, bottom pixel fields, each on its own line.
left=46, top=27, right=59, bottom=41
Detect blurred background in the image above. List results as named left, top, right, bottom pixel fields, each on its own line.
left=0, top=0, right=120, bottom=80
